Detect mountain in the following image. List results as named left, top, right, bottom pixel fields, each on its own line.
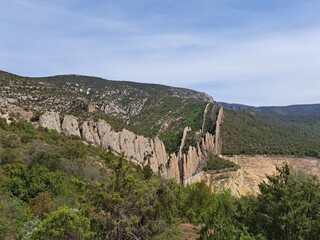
left=0, top=70, right=225, bottom=185
left=0, top=70, right=219, bottom=151
left=2, top=70, right=320, bottom=239
left=2, top=69, right=320, bottom=165
left=219, top=102, right=320, bottom=115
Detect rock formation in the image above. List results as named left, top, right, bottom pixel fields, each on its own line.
left=62, top=115, right=81, bottom=137
left=81, top=121, right=101, bottom=145
left=201, top=103, right=211, bottom=132
left=181, top=131, right=215, bottom=185
left=37, top=109, right=222, bottom=184
left=39, top=112, right=61, bottom=133
left=80, top=119, right=181, bottom=181
left=214, top=107, right=224, bottom=154
left=0, top=101, right=33, bottom=123
left=86, top=103, right=96, bottom=113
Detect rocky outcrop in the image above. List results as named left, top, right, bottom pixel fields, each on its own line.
left=0, top=71, right=226, bottom=185
left=81, top=121, right=101, bottom=145
left=162, top=153, right=180, bottom=180
left=39, top=112, right=61, bottom=132
left=178, top=127, right=192, bottom=159
left=0, top=102, right=33, bottom=123
left=201, top=103, right=211, bottom=132
left=214, top=107, right=223, bottom=154
left=178, top=127, right=192, bottom=183
left=62, top=115, right=81, bottom=137
left=103, top=102, right=127, bottom=116
left=181, top=131, right=215, bottom=184
left=37, top=110, right=219, bottom=184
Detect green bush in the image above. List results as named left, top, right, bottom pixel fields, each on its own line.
left=204, top=154, right=238, bottom=171
left=61, top=141, right=87, bottom=160
left=28, top=206, right=93, bottom=240
left=30, top=151, right=62, bottom=171
left=1, top=133, right=20, bottom=148
left=30, top=111, right=42, bottom=122
left=0, top=194, right=31, bottom=239
left=0, top=117, right=8, bottom=130
left=0, top=148, right=21, bottom=165
left=0, top=164, right=66, bottom=202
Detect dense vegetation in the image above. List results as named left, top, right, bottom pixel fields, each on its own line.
left=222, top=109, right=320, bottom=158
left=203, top=154, right=239, bottom=171
left=1, top=117, right=320, bottom=239
left=220, top=102, right=320, bottom=115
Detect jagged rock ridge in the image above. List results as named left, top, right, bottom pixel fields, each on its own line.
left=0, top=70, right=223, bottom=184
left=38, top=108, right=223, bottom=184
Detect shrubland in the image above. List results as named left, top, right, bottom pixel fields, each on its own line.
left=1, top=118, right=320, bottom=239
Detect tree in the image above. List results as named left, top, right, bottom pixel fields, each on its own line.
left=254, top=164, right=320, bottom=240
left=143, top=164, right=153, bottom=180
left=85, top=156, right=181, bottom=239
left=29, top=206, right=92, bottom=240
left=29, top=191, right=53, bottom=216
left=30, top=151, right=62, bottom=171
left=0, top=195, right=31, bottom=239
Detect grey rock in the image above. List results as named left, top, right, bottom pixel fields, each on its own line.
left=62, top=115, right=81, bottom=137
left=39, top=111, right=61, bottom=132
left=81, top=121, right=101, bottom=145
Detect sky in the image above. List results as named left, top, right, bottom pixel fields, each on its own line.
left=1, top=0, right=320, bottom=106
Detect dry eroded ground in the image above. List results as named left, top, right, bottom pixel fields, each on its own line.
left=205, top=155, right=320, bottom=196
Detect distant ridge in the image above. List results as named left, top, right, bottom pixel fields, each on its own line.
left=219, top=102, right=320, bottom=116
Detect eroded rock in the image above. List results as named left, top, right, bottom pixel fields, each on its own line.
left=36, top=109, right=219, bottom=185
left=81, top=121, right=101, bottom=145
left=62, top=115, right=80, bottom=137
left=39, top=111, right=61, bottom=132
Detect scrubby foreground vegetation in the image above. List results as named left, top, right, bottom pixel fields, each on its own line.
left=1, top=118, right=320, bottom=239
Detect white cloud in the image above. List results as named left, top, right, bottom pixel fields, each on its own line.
left=1, top=0, right=320, bottom=105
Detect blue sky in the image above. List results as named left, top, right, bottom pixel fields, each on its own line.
left=1, top=0, right=320, bottom=106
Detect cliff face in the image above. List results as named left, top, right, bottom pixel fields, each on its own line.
left=0, top=71, right=225, bottom=185
left=214, top=107, right=224, bottom=155
left=179, top=131, right=215, bottom=184
left=38, top=108, right=223, bottom=184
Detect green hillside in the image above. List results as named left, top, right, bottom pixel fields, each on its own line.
left=1, top=117, right=320, bottom=239
left=0, top=71, right=216, bottom=154
left=221, top=109, right=320, bottom=157
left=220, top=102, right=320, bottom=115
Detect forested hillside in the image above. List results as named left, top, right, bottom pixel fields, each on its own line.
left=221, top=109, right=320, bottom=157
left=220, top=102, right=320, bottom=115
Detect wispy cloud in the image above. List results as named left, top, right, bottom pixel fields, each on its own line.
left=0, top=0, right=320, bottom=105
